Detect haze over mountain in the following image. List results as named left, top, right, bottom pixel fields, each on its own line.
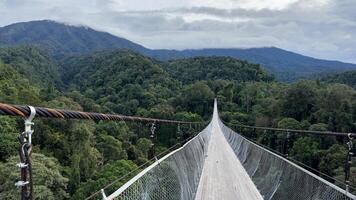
left=1, top=20, right=356, bottom=82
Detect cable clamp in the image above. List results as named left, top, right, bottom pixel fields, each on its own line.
left=24, top=106, right=36, bottom=145
left=16, top=162, right=28, bottom=168
left=15, top=181, right=29, bottom=187
left=150, top=121, right=156, bottom=138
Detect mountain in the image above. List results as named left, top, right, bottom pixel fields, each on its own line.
left=0, top=20, right=149, bottom=56
left=148, top=48, right=356, bottom=82
left=1, top=20, right=356, bottom=82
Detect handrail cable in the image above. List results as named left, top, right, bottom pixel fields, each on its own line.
left=232, top=123, right=356, bottom=137
left=0, top=102, right=203, bottom=124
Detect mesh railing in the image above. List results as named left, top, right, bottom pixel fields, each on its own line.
left=218, top=119, right=356, bottom=200
left=106, top=123, right=212, bottom=200
left=105, top=98, right=356, bottom=200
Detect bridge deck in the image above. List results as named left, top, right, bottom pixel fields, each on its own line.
left=195, top=105, right=263, bottom=200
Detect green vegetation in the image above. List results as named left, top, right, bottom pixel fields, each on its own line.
left=322, top=70, right=356, bottom=88
left=0, top=45, right=355, bottom=198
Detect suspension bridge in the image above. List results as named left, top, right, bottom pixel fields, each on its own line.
left=0, top=100, right=355, bottom=200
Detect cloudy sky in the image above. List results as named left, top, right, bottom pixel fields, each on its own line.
left=0, top=0, right=355, bottom=62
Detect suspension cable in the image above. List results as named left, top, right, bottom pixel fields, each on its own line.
left=232, top=123, right=356, bottom=137
left=0, top=103, right=203, bottom=124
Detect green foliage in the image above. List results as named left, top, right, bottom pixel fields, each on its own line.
left=0, top=153, right=69, bottom=200
left=318, top=144, right=347, bottom=176
left=0, top=46, right=61, bottom=87
left=282, top=81, right=317, bottom=120
left=165, top=57, right=272, bottom=84
left=174, top=81, right=214, bottom=118
left=136, top=138, right=153, bottom=158
left=0, top=62, right=41, bottom=105
left=62, top=50, right=180, bottom=115
left=72, top=160, right=137, bottom=199
left=0, top=117, right=19, bottom=161
left=1, top=45, right=356, bottom=198
left=309, top=123, right=328, bottom=131
left=322, top=70, right=356, bottom=88
left=277, top=118, right=301, bottom=130
left=96, top=134, right=127, bottom=162
left=290, top=137, right=320, bottom=167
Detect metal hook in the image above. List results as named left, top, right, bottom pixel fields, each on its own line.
left=24, top=106, right=36, bottom=145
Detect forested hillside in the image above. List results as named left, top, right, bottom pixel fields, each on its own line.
left=322, top=70, right=356, bottom=88
left=0, top=20, right=148, bottom=56
left=0, top=46, right=61, bottom=87
left=0, top=46, right=356, bottom=199
left=1, top=20, right=356, bottom=82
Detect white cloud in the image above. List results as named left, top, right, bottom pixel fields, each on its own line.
left=0, top=0, right=355, bottom=63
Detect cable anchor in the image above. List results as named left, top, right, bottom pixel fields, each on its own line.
left=16, top=106, right=36, bottom=200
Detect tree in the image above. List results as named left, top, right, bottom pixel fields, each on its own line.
left=290, top=137, right=320, bottom=168
left=276, top=118, right=302, bottom=153
left=96, top=134, right=127, bottom=162
left=72, top=160, right=137, bottom=199
left=136, top=138, right=153, bottom=158
left=177, top=81, right=214, bottom=117
left=282, top=81, right=317, bottom=121
left=277, top=118, right=301, bottom=130
left=95, top=121, right=133, bottom=142
left=319, top=144, right=347, bottom=176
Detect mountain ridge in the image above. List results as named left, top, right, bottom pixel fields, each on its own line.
left=1, top=20, right=356, bottom=82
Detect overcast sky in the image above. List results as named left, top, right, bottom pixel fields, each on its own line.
left=0, top=0, right=355, bottom=63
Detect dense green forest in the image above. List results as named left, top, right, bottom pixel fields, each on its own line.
left=0, top=46, right=355, bottom=199
left=322, top=70, right=356, bottom=89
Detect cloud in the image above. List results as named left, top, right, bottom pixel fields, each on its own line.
left=0, top=0, right=355, bottom=63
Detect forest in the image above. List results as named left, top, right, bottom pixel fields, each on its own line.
left=0, top=46, right=356, bottom=199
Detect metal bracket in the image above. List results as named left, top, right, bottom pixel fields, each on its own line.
left=15, top=181, right=29, bottom=187
left=16, top=162, right=28, bottom=168
left=15, top=105, right=36, bottom=199
left=24, top=106, right=36, bottom=145
left=347, top=133, right=353, bottom=151
left=101, top=189, right=108, bottom=200
left=150, top=121, right=156, bottom=138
